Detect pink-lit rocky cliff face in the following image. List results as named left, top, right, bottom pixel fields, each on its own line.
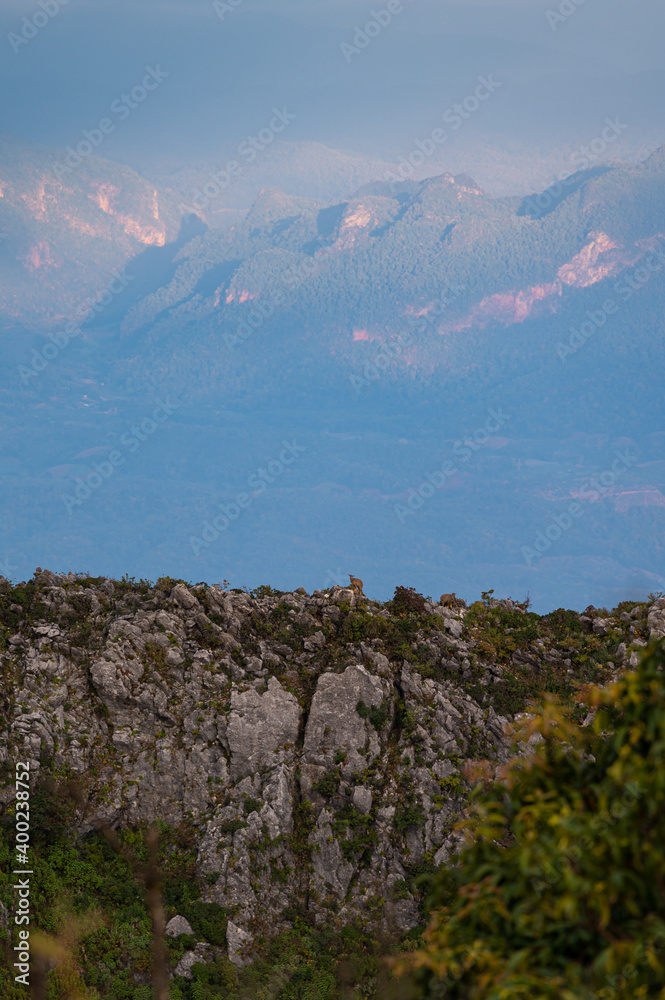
left=0, top=135, right=181, bottom=324
left=4, top=138, right=665, bottom=364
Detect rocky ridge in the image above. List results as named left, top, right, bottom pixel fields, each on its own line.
left=0, top=571, right=662, bottom=974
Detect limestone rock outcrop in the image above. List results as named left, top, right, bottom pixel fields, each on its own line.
left=0, top=571, right=659, bottom=969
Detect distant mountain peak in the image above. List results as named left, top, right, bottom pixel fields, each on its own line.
left=641, top=143, right=665, bottom=172
left=453, top=173, right=484, bottom=195
left=419, top=171, right=484, bottom=198
left=246, top=186, right=318, bottom=226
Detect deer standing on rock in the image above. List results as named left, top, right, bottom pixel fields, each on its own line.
left=349, top=575, right=364, bottom=596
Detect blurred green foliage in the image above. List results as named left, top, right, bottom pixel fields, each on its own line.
left=394, top=642, right=665, bottom=999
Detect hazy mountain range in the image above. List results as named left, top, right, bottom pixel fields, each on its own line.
left=1, top=132, right=664, bottom=611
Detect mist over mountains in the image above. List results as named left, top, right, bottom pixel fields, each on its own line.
left=2, top=0, right=663, bottom=175
left=1, top=127, right=664, bottom=612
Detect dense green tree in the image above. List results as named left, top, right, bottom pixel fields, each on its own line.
left=394, top=642, right=665, bottom=999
